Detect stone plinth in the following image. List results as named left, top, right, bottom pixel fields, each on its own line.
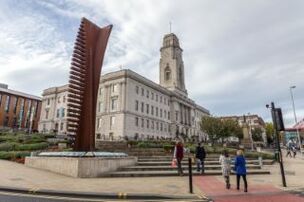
left=25, top=156, right=137, bottom=178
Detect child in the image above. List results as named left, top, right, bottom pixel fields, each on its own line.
left=219, top=150, right=231, bottom=189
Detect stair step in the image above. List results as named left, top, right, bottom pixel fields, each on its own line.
left=120, top=165, right=261, bottom=171
left=137, top=160, right=272, bottom=166
left=102, top=169, right=270, bottom=177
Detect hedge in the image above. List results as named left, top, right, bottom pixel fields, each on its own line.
left=15, top=142, right=49, bottom=151
left=0, top=151, right=31, bottom=160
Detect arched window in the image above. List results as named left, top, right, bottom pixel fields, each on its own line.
left=165, top=64, right=171, bottom=81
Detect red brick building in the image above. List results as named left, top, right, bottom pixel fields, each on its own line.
left=0, top=83, right=42, bottom=131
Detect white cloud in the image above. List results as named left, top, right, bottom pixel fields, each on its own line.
left=1, top=0, right=304, bottom=127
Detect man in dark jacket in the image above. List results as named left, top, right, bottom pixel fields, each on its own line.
left=195, top=143, right=206, bottom=174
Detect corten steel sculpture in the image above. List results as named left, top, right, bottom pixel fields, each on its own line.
left=67, top=18, right=112, bottom=151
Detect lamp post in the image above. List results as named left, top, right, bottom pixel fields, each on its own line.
left=289, top=86, right=303, bottom=154
left=266, top=102, right=287, bottom=187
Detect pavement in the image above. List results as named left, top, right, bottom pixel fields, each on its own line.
left=194, top=150, right=304, bottom=202
left=0, top=150, right=303, bottom=201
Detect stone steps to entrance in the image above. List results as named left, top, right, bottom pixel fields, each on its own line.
left=136, top=159, right=272, bottom=166
left=137, top=157, right=258, bottom=162
left=120, top=164, right=261, bottom=171
left=102, top=169, right=270, bottom=178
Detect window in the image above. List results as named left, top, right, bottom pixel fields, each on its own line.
left=47, top=98, right=50, bottom=105
left=135, top=117, right=139, bottom=127
left=156, top=122, right=159, bottom=130
left=112, top=84, right=118, bottom=92
left=61, top=108, right=65, bottom=117
left=164, top=110, right=166, bottom=118
left=110, top=116, right=115, bottom=128
left=136, top=86, right=139, bottom=94
left=156, top=94, right=158, bottom=102
left=141, top=118, right=144, bottom=128
left=147, top=120, right=149, bottom=128
left=176, top=111, right=178, bottom=121
left=135, top=100, right=139, bottom=111
left=160, top=109, right=163, bottom=118
left=160, top=123, right=163, bottom=131
left=63, top=96, right=66, bottom=103
left=152, top=121, right=154, bottom=129
left=57, top=96, right=60, bottom=103
left=156, top=107, right=159, bottom=116
left=0, top=94, right=2, bottom=107
left=56, top=109, right=60, bottom=118
left=151, top=106, right=154, bottom=115
left=141, top=102, right=144, bottom=113
left=13, top=97, right=18, bottom=113
left=151, top=92, right=154, bottom=100
left=111, top=97, right=118, bottom=111
left=5, top=95, right=10, bottom=112
left=98, top=101, right=104, bottom=112
left=168, top=112, right=170, bottom=120
left=146, top=90, right=149, bottom=98
left=165, top=64, right=171, bottom=81
left=146, top=104, right=149, bottom=114
left=60, top=123, right=64, bottom=131
left=160, top=96, right=162, bottom=103
left=141, top=88, right=144, bottom=96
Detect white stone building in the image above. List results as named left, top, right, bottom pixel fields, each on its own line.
left=38, top=85, right=69, bottom=134
left=95, top=33, right=209, bottom=141
left=38, top=33, right=210, bottom=140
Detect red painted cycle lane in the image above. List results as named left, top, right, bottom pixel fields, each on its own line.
left=194, top=176, right=304, bottom=202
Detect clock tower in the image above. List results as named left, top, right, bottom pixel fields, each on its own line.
left=159, top=33, right=187, bottom=96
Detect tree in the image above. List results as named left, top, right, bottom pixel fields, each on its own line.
left=251, top=127, right=263, bottom=142
left=265, top=122, right=274, bottom=144
left=200, top=116, right=222, bottom=145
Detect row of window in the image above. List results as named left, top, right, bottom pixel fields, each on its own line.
left=135, top=117, right=170, bottom=133
left=135, top=100, right=170, bottom=120
left=135, top=86, right=170, bottom=106
left=46, top=95, right=66, bottom=106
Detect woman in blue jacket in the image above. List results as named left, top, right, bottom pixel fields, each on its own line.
left=234, top=150, right=248, bottom=192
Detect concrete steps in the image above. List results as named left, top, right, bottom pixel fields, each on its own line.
left=104, top=155, right=272, bottom=177
left=102, top=170, right=270, bottom=177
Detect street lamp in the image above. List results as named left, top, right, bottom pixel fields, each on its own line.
left=289, top=86, right=303, bottom=154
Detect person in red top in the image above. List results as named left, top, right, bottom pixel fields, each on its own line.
left=174, top=141, right=184, bottom=176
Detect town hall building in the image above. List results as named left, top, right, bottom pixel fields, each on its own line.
left=38, top=33, right=210, bottom=141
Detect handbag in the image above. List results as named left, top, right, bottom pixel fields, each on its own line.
left=171, top=158, right=177, bottom=168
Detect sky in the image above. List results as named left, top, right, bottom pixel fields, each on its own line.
left=0, top=0, right=304, bottom=127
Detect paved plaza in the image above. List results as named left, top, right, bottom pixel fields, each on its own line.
left=0, top=151, right=304, bottom=201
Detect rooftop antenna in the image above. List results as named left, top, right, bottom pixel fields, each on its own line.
left=169, top=21, right=172, bottom=33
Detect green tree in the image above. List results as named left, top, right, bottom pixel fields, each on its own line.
left=200, top=116, right=222, bottom=145
left=251, top=127, right=263, bottom=142
left=265, top=122, right=274, bottom=144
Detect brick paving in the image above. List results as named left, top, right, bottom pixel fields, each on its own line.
left=194, top=176, right=304, bottom=202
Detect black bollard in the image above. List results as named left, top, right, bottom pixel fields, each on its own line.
left=188, top=157, right=193, bottom=193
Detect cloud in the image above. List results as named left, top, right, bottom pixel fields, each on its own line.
left=1, top=0, right=304, bottom=127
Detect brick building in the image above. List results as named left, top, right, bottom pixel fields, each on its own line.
left=0, top=84, right=42, bottom=131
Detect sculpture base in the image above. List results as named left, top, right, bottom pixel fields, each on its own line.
left=25, top=153, right=137, bottom=178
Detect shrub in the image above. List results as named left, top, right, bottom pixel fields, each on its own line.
left=15, top=142, right=49, bottom=151
left=0, top=142, right=18, bottom=151
left=0, top=151, right=31, bottom=160
left=163, top=144, right=174, bottom=152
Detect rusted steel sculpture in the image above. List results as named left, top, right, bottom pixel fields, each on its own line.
left=67, top=18, right=112, bottom=151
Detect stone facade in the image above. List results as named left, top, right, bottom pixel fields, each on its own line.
left=38, top=33, right=210, bottom=140
left=38, top=85, right=69, bottom=134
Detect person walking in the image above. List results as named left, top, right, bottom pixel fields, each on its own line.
left=173, top=141, right=184, bottom=176
left=234, top=150, right=248, bottom=192
left=195, top=142, right=206, bottom=174
left=286, top=139, right=292, bottom=158
left=292, top=141, right=297, bottom=158
left=219, top=150, right=231, bottom=189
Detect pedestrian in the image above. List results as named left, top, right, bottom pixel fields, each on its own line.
left=219, top=150, right=231, bottom=189
left=234, top=150, right=248, bottom=192
left=195, top=142, right=206, bottom=174
left=292, top=142, right=297, bottom=158
left=286, top=139, right=292, bottom=158
left=173, top=140, right=184, bottom=176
